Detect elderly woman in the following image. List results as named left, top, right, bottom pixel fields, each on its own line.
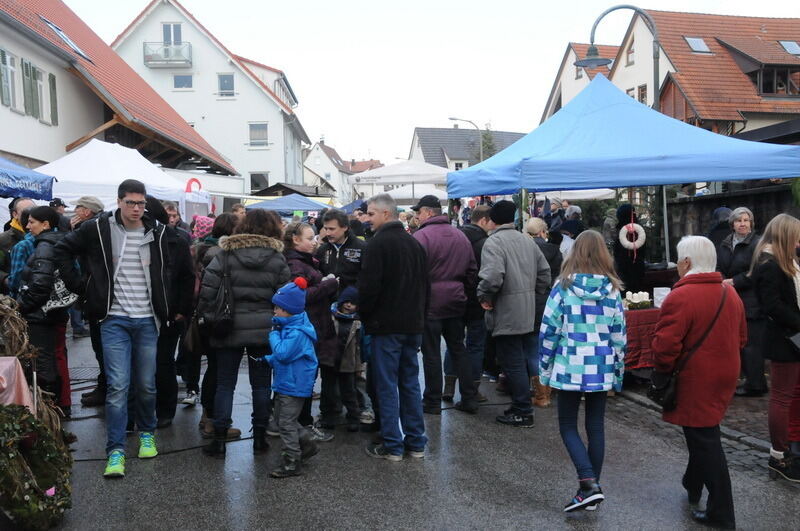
left=652, top=236, right=746, bottom=530
left=717, top=206, right=765, bottom=396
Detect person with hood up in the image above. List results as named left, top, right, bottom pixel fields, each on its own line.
left=613, top=204, right=646, bottom=293
left=331, top=286, right=371, bottom=431
left=706, top=207, right=733, bottom=249
left=539, top=230, right=626, bottom=513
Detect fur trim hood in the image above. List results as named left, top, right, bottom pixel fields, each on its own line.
left=219, top=233, right=284, bottom=253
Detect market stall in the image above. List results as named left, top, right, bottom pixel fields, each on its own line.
left=247, top=193, right=330, bottom=215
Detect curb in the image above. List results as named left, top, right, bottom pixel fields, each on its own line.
left=618, top=390, right=771, bottom=453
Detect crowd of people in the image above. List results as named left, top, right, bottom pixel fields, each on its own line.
left=1, top=179, right=799, bottom=526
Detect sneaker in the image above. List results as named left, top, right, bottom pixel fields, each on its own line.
left=404, top=448, right=425, bottom=459
left=138, top=432, right=158, bottom=459
left=495, top=412, right=534, bottom=428
left=364, top=443, right=403, bottom=462
left=564, top=480, right=604, bottom=512
left=181, top=390, right=199, bottom=406
left=308, top=425, right=334, bottom=443
left=103, top=450, right=125, bottom=478
left=359, top=410, right=376, bottom=424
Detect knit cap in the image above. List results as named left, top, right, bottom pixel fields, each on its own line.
left=490, top=200, right=516, bottom=225
left=337, top=286, right=358, bottom=306
left=272, top=277, right=308, bottom=315
left=192, top=215, right=214, bottom=240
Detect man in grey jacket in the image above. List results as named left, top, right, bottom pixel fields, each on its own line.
left=477, top=200, right=550, bottom=428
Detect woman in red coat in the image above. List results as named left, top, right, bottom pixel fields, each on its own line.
left=652, top=236, right=746, bottom=530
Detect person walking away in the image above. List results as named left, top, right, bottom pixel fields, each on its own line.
left=198, top=209, right=291, bottom=458
left=266, top=278, right=321, bottom=477
left=54, top=180, right=170, bottom=478
left=359, top=194, right=429, bottom=461
left=750, top=213, right=800, bottom=482
left=411, top=195, right=478, bottom=414
left=716, top=207, right=765, bottom=397
left=331, top=286, right=369, bottom=431
left=539, top=230, right=625, bottom=512
left=613, top=204, right=646, bottom=293
left=652, top=236, right=745, bottom=529
left=478, top=200, right=550, bottom=427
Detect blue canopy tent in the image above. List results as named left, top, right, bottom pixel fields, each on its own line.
left=340, top=199, right=363, bottom=214
left=0, top=156, right=55, bottom=200
left=248, top=193, right=330, bottom=212
left=447, top=74, right=800, bottom=197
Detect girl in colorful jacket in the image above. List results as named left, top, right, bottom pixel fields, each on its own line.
left=539, top=230, right=626, bottom=513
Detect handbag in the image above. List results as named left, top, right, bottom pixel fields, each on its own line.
left=41, top=270, right=79, bottom=313
left=647, top=285, right=729, bottom=411
left=202, top=251, right=235, bottom=337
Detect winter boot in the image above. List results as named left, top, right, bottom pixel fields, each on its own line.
left=253, top=427, right=270, bottom=454
left=299, top=429, right=320, bottom=461
left=202, top=427, right=227, bottom=458
left=474, top=381, right=488, bottom=402
left=442, top=375, right=457, bottom=402
left=271, top=454, right=302, bottom=478
left=532, top=376, right=552, bottom=408
left=202, top=417, right=242, bottom=440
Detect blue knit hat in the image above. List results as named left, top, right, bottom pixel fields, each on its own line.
left=272, top=278, right=307, bottom=315
left=337, top=286, right=358, bottom=306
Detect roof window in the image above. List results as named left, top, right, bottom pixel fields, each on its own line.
left=39, top=16, right=92, bottom=62
left=684, top=37, right=711, bottom=53
left=779, top=40, right=800, bottom=55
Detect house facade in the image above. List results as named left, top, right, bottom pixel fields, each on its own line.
left=409, top=126, right=525, bottom=171
left=112, top=0, right=310, bottom=195
left=303, top=140, right=354, bottom=204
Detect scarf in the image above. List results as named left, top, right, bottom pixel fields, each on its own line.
left=10, top=218, right=24, bottom=233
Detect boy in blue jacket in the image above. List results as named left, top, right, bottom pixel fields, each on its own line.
left=266, top=277, right=320, bottom=478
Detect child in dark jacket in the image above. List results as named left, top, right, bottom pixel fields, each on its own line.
left=266, top=278, right=320, bottom=478
left=331, top=286, right=369, bottom=432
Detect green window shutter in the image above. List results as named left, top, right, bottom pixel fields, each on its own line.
left=0, top=50, right=9, bottom=107
left=22, top=60, right=32, bottom=116
left=31, top=68, right=40, bottom=119
left=49, top=73, right=57, bottom=125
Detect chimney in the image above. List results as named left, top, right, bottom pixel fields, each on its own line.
left=319, top=135, right=325, bottom=145
left=453, top=124, right=459, bottom=129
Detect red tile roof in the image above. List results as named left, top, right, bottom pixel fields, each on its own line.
left=318, top=143, right=352, bottom=174
left=571, top=43, right=620, bottom=79
left=346, top=159, right=383, bottom=173
left=642, top=10, right=800, bottom=121
left=234, top=55, right=284, bottom=75
left=0, top=0, right=236, bottom=174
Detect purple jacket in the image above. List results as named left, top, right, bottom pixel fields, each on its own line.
left=413, top=215, right=477, bottom=319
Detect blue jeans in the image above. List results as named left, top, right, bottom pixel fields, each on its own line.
left=69, top=306, right=87, bottom=333
left=372, top=334, right=427, bottom=455
left=443, top=318, right=487, bottom=382
left=213, top=347, right=271, bottom=431
left=495, top=333, right=535, bottom=415
left=527, top=336, right=539, bottom=377
left=557, top=391, right=607, bottom=481
left=101, top=316, right=158, bottom=455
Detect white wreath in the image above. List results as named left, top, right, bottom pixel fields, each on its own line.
left=619, top=223, right=646, bottom=250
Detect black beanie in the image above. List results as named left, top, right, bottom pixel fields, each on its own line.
left=28, top=206, right=60, bottom=230
left=490, top=200, right=516, bottom=225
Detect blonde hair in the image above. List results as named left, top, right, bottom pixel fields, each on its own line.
left=526, top=217, right=548, bottom=237
left=559, top=230, right=623, bottom=292
left=750, top=213, right=800, bottom=278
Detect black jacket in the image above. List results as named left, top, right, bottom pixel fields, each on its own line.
left=461, top=223, right=488, bottom=321
left=198, top=233, right=291, bottom=349
left=717, top=231, right=760, bottom=318
left=0, top=225, right=25, bottom=290
left=533, top=236, right=563, bottom=330
left=315, top=233, right=366, bottom=293
left=18, top=230, right=81, bottom=324
left=164, top=226, right=195, bottom=320
left=752, top=256, right=800, bottom=362
left=53, top=210, right=170, bottom=324
left=358, top=221, right=429, bottom=335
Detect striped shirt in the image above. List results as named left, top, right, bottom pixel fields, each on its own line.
left=109, top=228, right=153, bottom=318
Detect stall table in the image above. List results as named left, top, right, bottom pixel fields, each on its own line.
left=625, top=308, right=661, bottom=371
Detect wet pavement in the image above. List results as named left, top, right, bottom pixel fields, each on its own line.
left=58, top=335, right=799, bottom=530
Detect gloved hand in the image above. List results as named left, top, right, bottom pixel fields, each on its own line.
left=323, top=274, right=338, bottom=283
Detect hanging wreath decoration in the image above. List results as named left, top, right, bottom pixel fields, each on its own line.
left=619, top=223, right=646, bottom=251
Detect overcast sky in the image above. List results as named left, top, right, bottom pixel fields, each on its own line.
left=64, top=0, right=800, bottom=164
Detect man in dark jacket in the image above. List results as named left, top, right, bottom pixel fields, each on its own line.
left=0, top=197, right=34, bottom=292
left=54, top=179, right=170, bottom=478
left=359, top=194, right=429, bottom=461
left=412, top=195, right=478, bottom=414
left=316, top=209, right=366, bottom=293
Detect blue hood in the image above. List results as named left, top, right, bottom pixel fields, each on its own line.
left=566, top=274, right=615, bottom=301
left=272, top=312, right=318, bottom=342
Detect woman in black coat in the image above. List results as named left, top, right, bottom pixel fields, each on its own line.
left=717, top=207, right=764, bottom=396
left=750, top=213, right=800, bottom=482
left=198, top=209, right=291, bottom=457
left=613, top=204, right=646, bottom=293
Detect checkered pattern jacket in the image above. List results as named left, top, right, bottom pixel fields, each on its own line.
left=539, top=274, right=626, bottom=392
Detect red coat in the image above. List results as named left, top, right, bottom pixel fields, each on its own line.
left=651, top=272, right=746, bottom=427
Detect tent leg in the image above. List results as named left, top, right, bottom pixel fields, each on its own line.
left=662, top=186, right=671, bottom=264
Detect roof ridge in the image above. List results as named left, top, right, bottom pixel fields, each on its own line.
left=645, top=8, right=800, bottom=21
left=233, top=54, right=284, bottom=74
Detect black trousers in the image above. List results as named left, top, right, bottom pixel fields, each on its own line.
left=682, top=426, right=735, bottom=526
left=421, top=316, right=476, bottom=407
left=320, top=366, right=361, bottom=422
left=89, top=320, right=106, bottom=389
left=482, top=332, right=498, bottom=377
left=741, top=318, right=767, bottom=392
left=200, top=349, right=218, bottom=414
left=28, top=322, right=61, bottom=400
left=155, top=321, right=183, bottom=421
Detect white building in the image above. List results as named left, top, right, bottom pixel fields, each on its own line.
left=303, top=140, right=353, bottom=204
left=111, top=0, right=310, bottom=195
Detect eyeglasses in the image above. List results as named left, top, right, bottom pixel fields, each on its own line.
left=123, top=200, right=146, bottom=208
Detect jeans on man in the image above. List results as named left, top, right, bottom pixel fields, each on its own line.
left=155, top=320, right=183, bottom=421
left=372, top=334, right=427, bottom=455
left=527, top=335, right=540, bottom=378
left=443, top=318, right=487, bottom=382
left=421, top=317, right=476, bottom=407
left=557, top=391, right=607, bottom=480
left=213, top=348, right=270, bottom=431
left=274, top=393, right=306, bottom=459
left=101, top=316, right=158, bottom=455
left=494, top=333, right=535, bottom=415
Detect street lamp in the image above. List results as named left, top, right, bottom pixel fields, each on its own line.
left=574, top=4, right=671, bottom=262
left=448, top=116, right=483, bottom=163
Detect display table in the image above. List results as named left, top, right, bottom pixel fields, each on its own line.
left=625, top=308, right=661, bottom=370
left=0, top=357, right=34, bottom=413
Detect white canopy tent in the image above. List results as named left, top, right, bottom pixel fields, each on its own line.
left=539, top=188, right=617, bottom=201
left=349, top=159, right=448, bottom=186
left=388, top=183, right=447, bottom=201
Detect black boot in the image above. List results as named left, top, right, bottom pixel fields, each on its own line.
left=80, top=387, right=106, bottom=407
left=270, top=454, right=302, bottom=478
left=253, top=427, right=270, bottom=454
left=299, top=430, right=319, bottom=461
left=202, top=427, right=227, bottom=458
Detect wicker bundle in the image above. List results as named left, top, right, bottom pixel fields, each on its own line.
left=0, top=295, right=36, bottom=359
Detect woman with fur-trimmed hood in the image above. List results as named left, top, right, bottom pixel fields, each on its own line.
left=198, top=209, right=291, bottom=457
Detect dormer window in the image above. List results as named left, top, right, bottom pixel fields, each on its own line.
left=779, top=40, right=800, bottom=55
left=684, top=37, right=711, bottom=53
left=748, top=67, right=800, bottom=96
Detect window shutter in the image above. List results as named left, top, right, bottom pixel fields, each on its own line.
left=49, top=73, right=58, bottom=125
left=31, top=69, right=40, bottom=119
left=0, top=50, right=9, bottom=107
left=22, top=60, right=32, bottom=115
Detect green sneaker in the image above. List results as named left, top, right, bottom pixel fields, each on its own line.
left=103, top=450, right=125, bottom=478
left=138, top=431, right=158, bottom=459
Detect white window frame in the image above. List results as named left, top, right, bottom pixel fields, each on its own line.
left=684, top=36, right=712, bottom=54
left=779, top=40, right=800, bottom=55
left=626, top=36, right=634, bottom=66
left=172, top=74, right=193, bottom=90
left=217, top=73, right=235, bottom=97
left=575, top=65, right=583, bottom=79
left=248, top=122, right=269, bottom=148
left=34, top=66, right=48, bottom=123
left=1, top=49, right=18, bottom=110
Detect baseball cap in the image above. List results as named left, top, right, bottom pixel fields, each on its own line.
left=49, top=198, right=68, bottom=208
left=410, top=195, right=441, bottom=211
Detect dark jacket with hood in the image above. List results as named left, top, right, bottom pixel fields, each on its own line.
left=285, top=249, right=339, bottom=366
left=613, top=205, right=646, bottom=293
left=164, top=226, right=195, bottom=320
left=461, top=223, right=488, bottom=321
left=0, top=223, right=25, bottom=289
left=717, top=231, right=760, bottom=319
left=198, top=233, right=291, bottom=349
left=752, top=254, right=800, bottom=362
left=315, top=232, right=366, bottom=293
left=533, top=235, right=563, bottom=330
left=53, top=210, right=170, bottom=325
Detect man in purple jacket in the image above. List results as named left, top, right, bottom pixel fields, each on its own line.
left=412, top=195, right=479, bottom=414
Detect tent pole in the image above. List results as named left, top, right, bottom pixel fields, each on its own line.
left=662, top=185, right=671, bottom=263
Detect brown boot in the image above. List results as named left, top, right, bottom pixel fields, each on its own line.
left=532, top=376, right=551, bottom=408
left=475, top=381, right=488, bottom=402
left=202, top=418, right=242, bottom=440
left=442, top=375, right=457, bottom=402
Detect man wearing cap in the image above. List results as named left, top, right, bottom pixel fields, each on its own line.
left=48, top=198, right=72, bottom=232
left=560, top=205, right=585, bottom=239
left=478, top=200, right=550, bottom=428
left=412, top=195, right=478, bottom=414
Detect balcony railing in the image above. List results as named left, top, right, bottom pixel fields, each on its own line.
left=143, top=42, right=192, bottom=68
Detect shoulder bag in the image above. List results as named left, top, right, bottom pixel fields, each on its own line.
left=203, top=251, right=235, bottom=337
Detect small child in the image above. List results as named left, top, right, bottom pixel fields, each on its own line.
left=266, top=277, right=320, bottom=478
left=331, top=287, right=370, bottom=432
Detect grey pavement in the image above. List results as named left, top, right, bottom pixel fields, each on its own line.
left=59, top=335, right=800, bottom=531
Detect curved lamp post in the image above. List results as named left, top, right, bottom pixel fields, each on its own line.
left=449, top=116, right=483, bottom=163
